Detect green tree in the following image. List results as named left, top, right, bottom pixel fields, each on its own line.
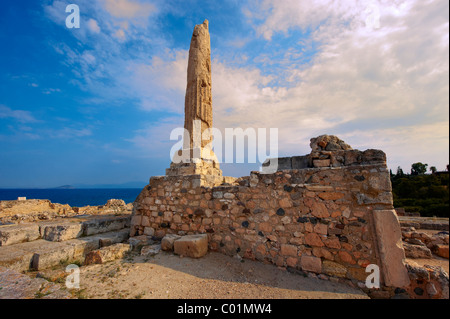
left=411, top=162, right=428, bottom=175
left=430, top=166, right=437, bottom=174
left=396, top=166, right=404, bottom=177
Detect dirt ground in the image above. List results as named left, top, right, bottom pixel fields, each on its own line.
left=35, top=251, right=369, bottom=299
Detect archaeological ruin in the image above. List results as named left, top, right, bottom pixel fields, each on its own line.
left=129, top=20, right=448, bottom=299
left=0, top=20, right=447, bottom=300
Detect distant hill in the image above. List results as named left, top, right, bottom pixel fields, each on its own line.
left=54, top=185, right=75, bottom=189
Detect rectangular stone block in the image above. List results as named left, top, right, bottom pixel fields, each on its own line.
left=82, top=216, right=130, bottom=236
left=291, top=156, right=310, bottom=169
left=322, top=260, right=347, bottom=278
left=174, top=234, right=208, bottom=258
left=15, top=240, right=77, bottom=271
left=372, top=209, right=410, bottom=287
left=84, top=243, right=130, bottom=265
left=41, top=222, right=84, bottom=242
left=0, top=224, right=40, bottom=246
left=0, top=246, right=34, bottom=272
left=300, top=255, right=322, bottom=273
left=65, top=237, right=101, bottom=260
left=161, top=234, right=182, bottom=251
left=96, top=229, right=130, bottom=248
left=313, top=159, right=331, bottom=168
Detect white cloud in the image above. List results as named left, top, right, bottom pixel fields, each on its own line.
left=46, top=127, right=92, bottom=139
left=122, top=50, right=188, bottom=112
left=113, top=28, right=126, bottom=41
left=0, top=105, right=39, bottom=123
left=101, top=0, right=156, bottom=19
left=217, top=0, right=449, bottom=170
left=87, top=18, right=101, bottom=33
left=42, top=0, right=448, bottom=172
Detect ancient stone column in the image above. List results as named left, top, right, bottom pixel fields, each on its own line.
left=184, top=19, right=213, bottom=151
left=166, top=20, right=228, bottom=185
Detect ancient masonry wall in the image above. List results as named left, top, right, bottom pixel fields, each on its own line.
left=130, top=149, right=405, bottom=285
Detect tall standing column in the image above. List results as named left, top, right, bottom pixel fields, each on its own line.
left=183, top=19, right=213, bottom=151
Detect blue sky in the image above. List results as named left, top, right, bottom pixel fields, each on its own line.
left=0, top=0, right=448, bottom=188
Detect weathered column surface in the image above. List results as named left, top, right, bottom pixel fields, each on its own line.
left=166, top=20, right=227, bottom=186
left=184, top=19, right=213, bottom=150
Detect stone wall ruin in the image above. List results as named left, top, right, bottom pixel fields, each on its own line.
left=131, top=135, right=414, bottom=292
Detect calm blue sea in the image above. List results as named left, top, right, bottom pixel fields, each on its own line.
left=0, top=189, right=142, bottom=207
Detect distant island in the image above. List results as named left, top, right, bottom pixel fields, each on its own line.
left=52, top=181, right=147, bottom=189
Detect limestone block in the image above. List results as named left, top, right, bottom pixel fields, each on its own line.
left=161, top=234, right=182, bottom=251
left=0, top=245, right=34, bottom=272
left=65, top=237, right=101, bottom=260
left=174, top=234, right=208, bottom=258
left=128, top=235, right=154, bottom=251
left=0, top=223, right=40, bottom=246
left=41, top=222, right=84, bottom=242
left=96, top=228, right=130, bottom=247
left=372, top=209, right=410, bottom=287
left=300, top=255, right=322, bottom=273
left=403, top=243, right=432, bottom=259
left=434, top=245, right=449, bottom=259
left=313, top=159, right=331, bottom=168
left=82, top=216, right=130, bottom=236
left=143, top=227, right=155, bottom=236
left=84, top=243, right=130, bottom=265
left=14, top=240, right=77, bottom=271
left=322, top=260, right=347, bottom=278
left=280, top=244, right=297, bottom=257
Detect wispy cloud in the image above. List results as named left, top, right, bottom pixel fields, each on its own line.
left=0, top=105, right=40, bottom=123
left=41, top=0, right=449, bottom=172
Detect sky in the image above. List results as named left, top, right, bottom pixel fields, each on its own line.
left=0, top=0, right=448, bottom=188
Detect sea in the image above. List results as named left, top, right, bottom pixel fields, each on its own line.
left=0, top=188, right=142, bottom=207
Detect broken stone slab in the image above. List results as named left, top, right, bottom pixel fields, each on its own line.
left=433, top=245, right=449, bottom=259
left=141, top=244, right=161, bottom=256
left=0, top=245, right=35, bottom=272
left=403, top=243, right=432, bottom=259
left=14, top=240, right=79, bottom=271
left=161, top=234, right=182, bottom=251
left=372, top=209, right=410, bottom=288
left=40, top=222, right=84, bottom=242
left=82, top=215, right=130, bottom=236
left=96, top=228, right=130, bottom=247
left=0, top=266, right=72, bottom=299
left=173, top=234, right=208, bottom=258
left=83, top=243, right=130, bottom=265
left=128, top=235, right=154, bottom=251
left=0, top=223, right=40, bottom=246
left=64, top=237, right=101, bottom=261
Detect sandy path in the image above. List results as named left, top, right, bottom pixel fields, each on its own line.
left=73, top=251, right=368, bottom=299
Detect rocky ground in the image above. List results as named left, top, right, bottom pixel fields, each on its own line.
left=1, top=199, right=448, bottom=299
left=0, top=199, right=132, bottom=225
left=25, top=251, right=369, bottom=299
